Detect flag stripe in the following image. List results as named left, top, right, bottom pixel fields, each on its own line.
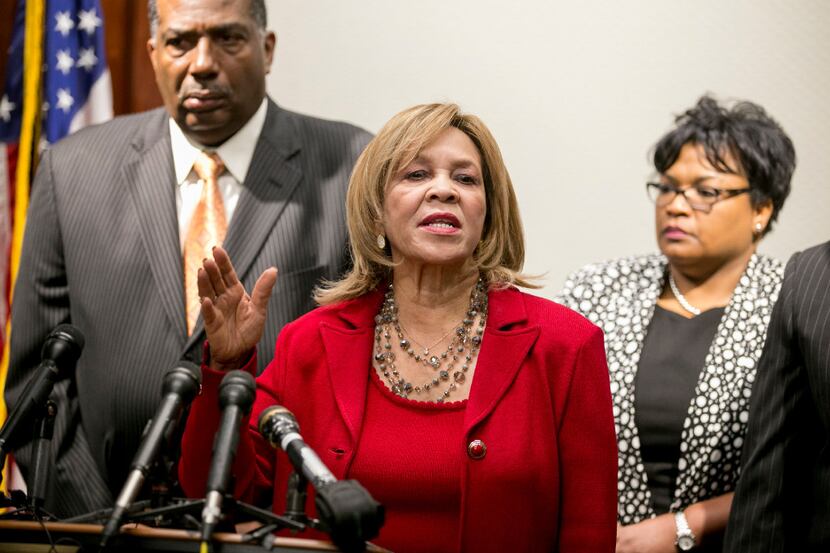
left=68, top=68, right=112, bottom=134
left=11, top=0, right=45, bottom=285
left=0, top=0, right=44, bottom=493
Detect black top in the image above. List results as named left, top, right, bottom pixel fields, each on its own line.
left=635, top=305, right=725, bottom=514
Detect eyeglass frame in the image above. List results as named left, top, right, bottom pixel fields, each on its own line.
left=645, top=181, right=752, bottom=213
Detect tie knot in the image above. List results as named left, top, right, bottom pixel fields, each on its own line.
left=193, top=151, right=225, bottom=182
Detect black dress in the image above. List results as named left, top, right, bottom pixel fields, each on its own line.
left=635, top=305, right=725, bottom=514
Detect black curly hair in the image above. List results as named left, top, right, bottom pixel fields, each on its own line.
left=652, top=95, right=796, bottom=235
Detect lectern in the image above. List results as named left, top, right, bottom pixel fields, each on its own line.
left=0, top=520, right=392, bottom=552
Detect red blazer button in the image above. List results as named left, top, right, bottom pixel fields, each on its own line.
left=467, top=439, right=487, bottom=460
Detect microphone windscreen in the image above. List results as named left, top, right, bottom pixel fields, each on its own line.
left=163, top=361, right=202, bottom=402
left=41, top=323, right=85, bottom=376
left=51, top=323, right=86, bottom=351
left=257, top=405, right=300, bottom=448
left=218, top=370, right=256, bottom=411
left=257, top=405, right=285, bottom=434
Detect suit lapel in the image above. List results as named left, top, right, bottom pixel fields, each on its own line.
left=320, top=326, right=373, bottom=446
left=187, top=101, right=303, bottom=347
left=673, top=254, right=784, bottom=507
left=319, top=290, right=385, bottom=446
left=124, top=110, right=187, bottom=340
left=464, top=289, right=539, bottom=433
left=612, top=256, right=665, bottom=520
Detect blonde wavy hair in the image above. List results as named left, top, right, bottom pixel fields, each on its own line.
left=315, top=103, right=535, bottom=305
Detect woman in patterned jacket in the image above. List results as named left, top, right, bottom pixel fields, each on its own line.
left=557, top=95, right=796, bottom=553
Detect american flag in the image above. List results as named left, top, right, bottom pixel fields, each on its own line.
left=0, top=0, right=112, bottom=491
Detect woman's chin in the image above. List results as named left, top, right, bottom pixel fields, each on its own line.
left=659, top=245, right=703, bottom=266
left=399, top=251, right=476, bottom=270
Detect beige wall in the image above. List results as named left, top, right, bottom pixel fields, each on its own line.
left=264, top=0, right=830, bottom=298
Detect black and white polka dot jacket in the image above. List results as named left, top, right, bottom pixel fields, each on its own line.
left=556, top=253, right=784, bottom=524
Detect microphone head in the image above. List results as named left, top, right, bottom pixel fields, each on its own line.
left=41, top=324, right=85, bottom=376
left=218, top=370, right=256, bottom=413
left=257, top=405, right=298, bottom=447
left=162, top=361, right=202, bottom=404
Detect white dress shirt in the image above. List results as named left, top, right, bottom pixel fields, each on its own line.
left=169, top=98, right=268, bottom=251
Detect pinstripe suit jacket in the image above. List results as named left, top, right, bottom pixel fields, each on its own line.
left=5, top=99, right=371, bottom=517
left=724, top=241, right=830, bottom=552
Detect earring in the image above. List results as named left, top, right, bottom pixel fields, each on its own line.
left=754, top=222, right=763, bottom=236
left=376, top=234, right=386, bottom=249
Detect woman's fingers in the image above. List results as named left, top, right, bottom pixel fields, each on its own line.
left=203, top=256, right=227, bottom=296
left=197, top=270, right=222, bottom=330
left=251, top=267, right=278, bottom=312
left=201, top=296, right=217, bottom=327
left=196, top=267, right=215, bottom=302
left=213, top=246, right=240, bottom=289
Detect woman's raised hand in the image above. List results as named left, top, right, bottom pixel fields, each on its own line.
left=198, top=246, right=278, bottom=371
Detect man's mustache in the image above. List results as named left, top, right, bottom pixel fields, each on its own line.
left=178, top=83, right=231, bottom=102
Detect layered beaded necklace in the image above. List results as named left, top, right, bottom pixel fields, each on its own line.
left=373, top=278, right=488, bottom=402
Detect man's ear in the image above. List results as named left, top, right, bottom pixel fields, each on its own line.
left=263, top=31, right=276, bottom=74
left=147, top=37, right=158, bottom=72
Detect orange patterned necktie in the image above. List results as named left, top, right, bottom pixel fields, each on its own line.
left=184, top=151, right=228, bottom=335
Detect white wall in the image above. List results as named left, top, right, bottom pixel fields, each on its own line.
left=264, top=0, right=830, bottom=298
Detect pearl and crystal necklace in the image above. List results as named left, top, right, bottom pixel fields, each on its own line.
left=373, top=278, right=487, bottom=402
left=668, top=272, right=702, bottom=316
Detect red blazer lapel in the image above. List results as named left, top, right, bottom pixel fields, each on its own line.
left=319, top=288, right=385, bottom=448
left=316, top=286, right=539, bottom=455
left=464, top=288, right=540, bottom=433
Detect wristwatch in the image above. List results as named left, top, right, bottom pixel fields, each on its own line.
left=674, top=510, right=697, bottom=551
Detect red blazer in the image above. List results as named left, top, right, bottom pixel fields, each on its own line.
left=180, top=286, right=617, bottom=552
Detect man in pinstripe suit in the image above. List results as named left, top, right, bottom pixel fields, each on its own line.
left=724, top=241, right=830, bottom=552
left=5, top=0, right=370, bottom=517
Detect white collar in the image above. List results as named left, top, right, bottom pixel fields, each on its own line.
left=169, top=97, right=269, bottom=184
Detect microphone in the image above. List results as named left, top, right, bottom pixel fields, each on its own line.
left=258, top=405, right=384, bottom=553
left=100, top=361, right=202, bottom=547
left=0, top=324, right=85, bottom=456
left=201, top=370, right=256, bottom=545
left=257, top=406, right=336, bottom=489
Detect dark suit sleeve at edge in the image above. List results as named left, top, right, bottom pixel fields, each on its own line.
left=723, top=251, right=817, bottom=552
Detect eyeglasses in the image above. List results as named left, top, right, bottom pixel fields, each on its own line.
left=646, top=182, right=751, bottom=213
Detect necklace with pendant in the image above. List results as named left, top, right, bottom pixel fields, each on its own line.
left=397, top=321, right=456, bottom=359
left=373, top=278, right=487, bottom=402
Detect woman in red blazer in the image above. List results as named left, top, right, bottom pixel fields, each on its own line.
left=180, top=103, right=617, bottom=552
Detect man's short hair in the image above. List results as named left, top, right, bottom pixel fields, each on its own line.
left=148, top=0, right=267, bottom=35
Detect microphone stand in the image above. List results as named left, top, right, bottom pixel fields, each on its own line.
left=110, top=494, right=307, bottom=541
left=73, top=466, right=306, bottom=547
left=69, top=492, right=305, bottom=551
left=233, top=470, right=327, bottom=546
left=280, top=469, right=386, bottom=553
left=144, top=444, right=180, bottom=514
left=0, top=401, right=59, bottom=521
left=65, top=433, right=183, bottom=529
left=69, top=473, right=379, bottom=551
left=28, top=400, right=57, bottom=510
left=82, top=468, right=341, bottom=549
left=283, top=471, right=322, bottom=528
